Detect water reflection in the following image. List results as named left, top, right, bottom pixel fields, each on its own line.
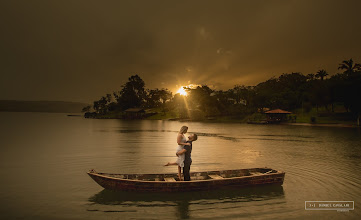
left=2, top=113, right=360, bottom=219
left=112, top=129, right=240, bottom=142
left=101, top=128, right=319, bottom=143
left=88, top=185, right=285, bottom=218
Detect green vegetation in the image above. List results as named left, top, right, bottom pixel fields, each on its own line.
left=292, top=105, right=355, bottom=124
left=85, top=58, right=361, bottom=126
left=145, top=108, right=177, bottom=120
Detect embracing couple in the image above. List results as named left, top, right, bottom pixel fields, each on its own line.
left=165, top=126, right=197, bottom=181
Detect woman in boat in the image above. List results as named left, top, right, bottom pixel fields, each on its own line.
left=177, top=133, right=197, bottom=181
left=164, top=125, right=191, bottom=180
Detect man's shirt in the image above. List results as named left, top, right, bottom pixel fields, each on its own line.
left=184, top=141, right=192, bottom=164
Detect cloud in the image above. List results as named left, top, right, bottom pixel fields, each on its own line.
left=1, top=0, right=361, bottom=102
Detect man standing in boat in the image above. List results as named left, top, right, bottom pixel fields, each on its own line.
left=176, top=134, right=198, bottom=181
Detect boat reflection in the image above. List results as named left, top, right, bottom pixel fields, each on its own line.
left=88, top=185, right=284, bottom=218
left=89, top=185, right=284, bottom=204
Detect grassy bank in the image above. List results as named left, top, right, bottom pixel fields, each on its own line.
left=291, top=106, right=356, bottom=125
left=146, top=109, right=178, bottom=120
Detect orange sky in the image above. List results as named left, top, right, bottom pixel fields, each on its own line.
left=1, top=0, right=361, bottom=103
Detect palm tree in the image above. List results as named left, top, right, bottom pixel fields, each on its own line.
left=315, top=69, right=328, bottom=81
left=338, top=58, right=361, bottom=75
left=306, top=73, right=315, bottom=81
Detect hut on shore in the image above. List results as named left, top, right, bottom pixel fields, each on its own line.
left=264, top=109, right=292, bottom=123
left=124, top=108, right=146, bottom=119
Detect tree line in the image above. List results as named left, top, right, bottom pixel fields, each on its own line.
left=82, top=75, right=173, bottom=115
left=83, top=58, right=361, bottom=124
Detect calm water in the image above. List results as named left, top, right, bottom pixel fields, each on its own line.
left=0, top=112, right=360, bottom=219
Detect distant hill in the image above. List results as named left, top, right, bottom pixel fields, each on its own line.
left=0, top=100, right=89, bottom=113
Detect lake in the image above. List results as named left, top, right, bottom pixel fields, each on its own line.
left=0, top=112, right=360, bottom=219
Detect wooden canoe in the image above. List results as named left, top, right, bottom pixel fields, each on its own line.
left=87, top=168, right=285, bottom=192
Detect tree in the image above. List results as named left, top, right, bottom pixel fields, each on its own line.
left=98, top=96, right=108, bottom=114
left=146, top=88, right=172, bottom=108
left=338, top=58, right=361, bottom=76
left=146, top=89, right=161, bottom=108
left=106, top=93, right=112, bottom=103
left=115, top=75, right=147, bottom=110
left=229, top=85, right=248, bottom=105
left=93, top=101, right=100, bottom=113
left=334, top=60, right=361, bottom=125
left=82, top=105, right=91, bottom=113
left=315, top=69, right=328, bottom=81
left=159, top=89, right=172, bottom=105
left=306, top=73, right=316, bottom=81
left=254, top=73, right=308, bottom=110
left=185, top=85, right=218, bottom=115
left=171, top=93, right=189, bottom=118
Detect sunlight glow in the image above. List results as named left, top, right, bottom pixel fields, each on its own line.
left=177, top=87, right=188, bottom=96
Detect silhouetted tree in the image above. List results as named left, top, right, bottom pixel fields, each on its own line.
left=87, top=59, right=361, bottom=125
left=185, top=85, right=219, bottom=116
left=171, top=93, right=188, bottom=118
left=106, top=93, right=112, bottom=103
left=82, top=105, right=91, bottom=113
left=159, top=89, right=172, bottom=105
left=93, top=101, right=100, bottom=113
left=306, top=73, right=316, bottom=81
left=229, top=85, right=247, bottom=105
left=338, top=58, right=361, bottom=76
left=315, top=69, right=328, bottom=80
left=146, top=89, right=161, bottom=108
left=115, top=75, right=147, bottom=110
left=253, top=73, right=307, bottom=110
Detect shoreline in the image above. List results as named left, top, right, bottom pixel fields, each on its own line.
left=81, top=115, right=359, bottom=128
left=281, top=122, right=358, bottom=128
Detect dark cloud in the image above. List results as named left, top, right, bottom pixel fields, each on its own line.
left=1, top=0, right=361, bottom=102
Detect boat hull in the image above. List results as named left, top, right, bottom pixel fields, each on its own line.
left=87, top=168, right=285, bottom=192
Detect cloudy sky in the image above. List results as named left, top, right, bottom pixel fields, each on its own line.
left=1, top=0, right=361, bottom=103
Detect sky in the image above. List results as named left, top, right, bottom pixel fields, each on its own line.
left=1, top=0, right=361, bottom=103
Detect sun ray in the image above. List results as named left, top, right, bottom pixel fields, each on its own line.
left=177, top=87, right=188, bottom=96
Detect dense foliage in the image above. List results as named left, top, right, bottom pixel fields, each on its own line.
left=83, top=59, right=361, bottom=124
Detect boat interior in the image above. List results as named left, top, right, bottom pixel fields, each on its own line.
left=99, top=168, right=277, bottom=182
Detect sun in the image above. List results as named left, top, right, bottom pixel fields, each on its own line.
left=177, top=87, right=188, bottom=96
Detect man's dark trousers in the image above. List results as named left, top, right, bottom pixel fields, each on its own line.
left=183, top=162, right=191, bottom=181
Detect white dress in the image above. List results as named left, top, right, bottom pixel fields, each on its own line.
left=176, top=135, right=186, bottom=168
